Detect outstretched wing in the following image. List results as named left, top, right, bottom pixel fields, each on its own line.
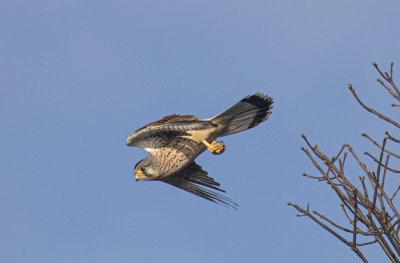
left=126, top=114, right=217, bottom=147
left=161, top=162, right=238, bottom=209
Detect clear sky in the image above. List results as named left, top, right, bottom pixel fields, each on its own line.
left=1, top=0, right=400, bottom=262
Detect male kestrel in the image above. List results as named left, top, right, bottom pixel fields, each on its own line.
left=126, top=93, right=273, bottom=208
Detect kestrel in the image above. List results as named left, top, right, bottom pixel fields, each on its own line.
left=126, top=93, right=273, bottom=208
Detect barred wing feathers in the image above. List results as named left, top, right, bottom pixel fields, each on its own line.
left=161, top=162, right=238, bottom=209
left=126, top=114, right=217, bottom=146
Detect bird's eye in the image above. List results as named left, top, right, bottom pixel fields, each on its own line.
left=140, top=167, right=146, bottom=172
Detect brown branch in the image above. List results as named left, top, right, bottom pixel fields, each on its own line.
left=288, top=202, right=369, bottom=263
left=311, top=144, right=357, bottom=200
left=341, top=203, right=355, bottom=224
left=377, top=184, right=400, bottom=226
left=364, top=152, right=400, bottom=173
left=348, top=84, right=400, bottom=129
left=382, top=153, right=390, bottom=189
left=346, top=144, right=375, bottom=186
left=313, top=210, right=356, bottom=234
left=390, top=62, right=394, bottom=80
left=377, top=77, right=400, bottom=100
left=373, top=62, right=391, bottom=82
left=300, top=145, right=353, bottom=209
left=302, top=172, right=325, bottom=180
left=332, top=144, right=347, bottom=163
left=362, top=133, right=400, bottom=159
left=389, top=219, right=400, bottom=234
left=353, top=190, right=359, bottom=247
left=386, top=131, right=400, bottom=143
left=359, top=176, right=369, bottom=201
left=391, top=186, right=400, bottom=201
left=373, top=62, right=400, bottom=96
left=340, top=152, right=348, bottom=172
left=372, top=137, right=387, bottom=211
left=302, top=172, right=336, bottom=181
left=357, top=240, right=378, bottom=246
left=313, top=208, right=377, bottom=236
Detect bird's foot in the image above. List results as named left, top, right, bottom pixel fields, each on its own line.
left=202, top=140, right=226, bottom=155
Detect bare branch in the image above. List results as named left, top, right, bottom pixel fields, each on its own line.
left=373, top=62, right=400, bottom=96
left=357, top=240, right=378, bottom=246
left=382, top=153, right=390, bottom=189
left=348, top=84, right=400, bottom=129
left=364, top=152, right=400, bottom=173
left=288, top=202, right=369, bottom=262
left=362, top=133, right=400, bottom=159
left=386, top=131, right=400, bottom=143
left=377, top=77, right=400, bottom=100
left=372, top=137, right=387, bottom=211
left=391, top=186, right=400, bottom=201
left=353, top=190, right=359, bottom=247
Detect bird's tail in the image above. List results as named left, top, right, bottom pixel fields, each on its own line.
left=210, top=93, right=273, bottom=137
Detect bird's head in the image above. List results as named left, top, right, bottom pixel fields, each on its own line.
left=134, top=155, right=158, bottom=181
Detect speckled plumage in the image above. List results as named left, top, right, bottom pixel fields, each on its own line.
left=126, top=93, right=274, bottom=208
left=148, top=135, right=199, bottom=176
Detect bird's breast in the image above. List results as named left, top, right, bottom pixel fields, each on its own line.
left=152, top=137, right=201, bottom=177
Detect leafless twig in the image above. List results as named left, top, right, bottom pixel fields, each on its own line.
left=289, top=62, right=400, bottom=262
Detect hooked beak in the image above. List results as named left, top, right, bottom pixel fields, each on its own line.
left=135, top=173, right=140, bottom=182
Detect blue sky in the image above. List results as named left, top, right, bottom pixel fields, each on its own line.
left=1, top=0, right=400, bottom=262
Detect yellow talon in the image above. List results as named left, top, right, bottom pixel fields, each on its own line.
left=202, top=140, right=226, bottom=155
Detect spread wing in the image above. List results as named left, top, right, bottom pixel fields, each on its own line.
left=126, top=114, right=217, bottom=147
left=161, top=162, right=238, bottom=209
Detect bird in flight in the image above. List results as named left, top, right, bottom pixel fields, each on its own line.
left=126, top=93, right=273, bottom=208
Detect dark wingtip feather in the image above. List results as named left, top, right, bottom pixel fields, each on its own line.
left=242, top=93, right=274, bottom=108
left=241, top=93, right=274, bottom=129
left=161, top=162, right=239, bottom=209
